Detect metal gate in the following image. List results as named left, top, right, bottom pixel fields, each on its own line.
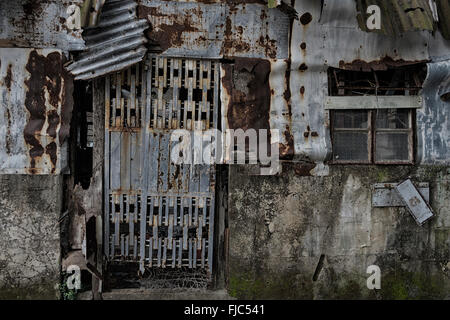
left=104, top=55, right=220, bottom=274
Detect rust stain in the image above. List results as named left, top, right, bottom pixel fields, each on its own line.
left=257, top=35, right=277, bottom=59
left=281, top=59, right=294, bottom=160
left=223, top=58, right=271, bottom=131
left=45, top=142, right=57, bottom=172
left=283, top=161, right=316, bottom=177
left=138, top=5, right=201, bottom=52
left=5, top=108, right=12, bottom=154
left=24, top=50, right=73, bottom=173
left=222, top=15, right=234, bottom=55
left=4, top=64, right=12, bottom=91
left=278, top=13, right=296, bottom=160
left=3, top=61, right=13, bottom=155
left=300, top=12, right=312, bottom=25
left=280, top=126, right=294, bottom=159
left=339, top=56, right=428, bottom=72
left=152, top=22, right=199, bottom=52
left=300, top=42, right=306, bottom=59
left=299, top=63, right=308, bottom=72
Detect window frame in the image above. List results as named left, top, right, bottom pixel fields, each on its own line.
left=330, top=109, right=415, bottom=165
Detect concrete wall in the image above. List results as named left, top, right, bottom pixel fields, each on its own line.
left=0, top=175, right=62, bottom=299
left=228, top=165, right=450, bottom=299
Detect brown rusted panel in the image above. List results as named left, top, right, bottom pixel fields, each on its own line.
left=23, top=50, right=73, bottom=174
left=1, top=48, right=72, bottom=174
left=138, top=5, right=200, bottom=52
left=223, top=58, right=271, bottom=131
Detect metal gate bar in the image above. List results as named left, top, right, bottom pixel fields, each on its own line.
left=104, top=55, right=219, bottom=275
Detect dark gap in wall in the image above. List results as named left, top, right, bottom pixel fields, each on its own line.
left=213, top=164, right=229, bottom=290
left=73, top=80, right=93, bottom=189
left=86, top=216, right=97, bottom=267
left=313, top=254, right=325, bottom=281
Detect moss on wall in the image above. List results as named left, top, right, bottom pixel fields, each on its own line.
left=228, top=270, right=313, bottom=300
left=381, top=270, right=448, bottom=300
left=0, top=282, right=59, bottom=300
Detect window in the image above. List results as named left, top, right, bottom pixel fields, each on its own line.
left=327, top=64, right=426, bottom=164
left=331, top=109, right=414, bottom=164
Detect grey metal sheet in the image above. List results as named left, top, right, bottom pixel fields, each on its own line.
left=325, top=96, right=423, bottom=110
left=396, top=179, right=434, bottom=225
left=417, top=60, right=450, bottom=164
left=138, top=1, right=289, bottom=59
left=372, top=182, right=430, bottom=207
left=0, top=0, right=85, bottom=50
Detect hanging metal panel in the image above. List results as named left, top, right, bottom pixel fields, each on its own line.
left=396, top=179, right=434, bottom=225
left=104, top=55, right=219, bottom=275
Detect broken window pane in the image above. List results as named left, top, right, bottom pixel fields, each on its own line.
left=333, top=110, right=368, bottom=128
left=333, top=132, right=369, bottom=161
left=375, top=132, right=409, bottom=161
left=376, top=109, right=410, bottom=129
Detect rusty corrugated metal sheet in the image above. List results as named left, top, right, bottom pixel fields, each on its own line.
left=356, top=0, right=436, bottom=35
left=0, top=0, right=85, bottom=50
left=0, top=48, right=73, bottom=174
left=67, top=0, right=149, bottom=80
left=138, top=0, right=290, bottom=59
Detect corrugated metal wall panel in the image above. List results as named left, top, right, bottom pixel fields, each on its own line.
left=356, top=0, right=435, bottom=35
left=67, top=0, right=150, bottom=80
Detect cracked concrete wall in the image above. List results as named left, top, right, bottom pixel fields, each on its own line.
left=0, top=175, right=62, bottom=299
left=228, top=165, right=450, bottom=299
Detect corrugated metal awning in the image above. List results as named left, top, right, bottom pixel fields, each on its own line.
left=67, top=0, right=149, bottom=80
left=356, top=0, right=436, bottom=35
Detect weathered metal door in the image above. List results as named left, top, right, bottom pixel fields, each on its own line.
left=104, top=55, right=220, bottom=274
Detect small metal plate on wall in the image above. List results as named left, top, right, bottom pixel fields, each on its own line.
left=372, top=182, right=429, bottom=207
left=395, top=179, right=434, bottom=226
